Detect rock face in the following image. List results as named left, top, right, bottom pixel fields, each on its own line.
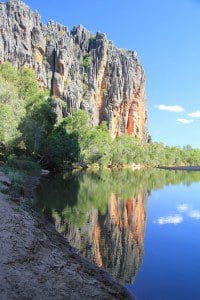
left=0, top=0, right=148, bottom=140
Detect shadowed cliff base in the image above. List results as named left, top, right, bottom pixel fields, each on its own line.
left=0, top=171, right=133, bottom=300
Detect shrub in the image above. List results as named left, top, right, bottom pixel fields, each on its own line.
left=0, top=165, right=25, bottom=197
left=7, top=156, right=40, bottom=173
left=83, top=54, right=91, bottom=68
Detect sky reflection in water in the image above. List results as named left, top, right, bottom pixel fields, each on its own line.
left=35, top=169, right=200, bottom=300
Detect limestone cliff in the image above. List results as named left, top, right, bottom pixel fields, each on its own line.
left=0, top=0, right=148, bottom=140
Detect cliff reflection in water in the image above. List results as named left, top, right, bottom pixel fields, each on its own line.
left=35, top=169, right=200, bottom=284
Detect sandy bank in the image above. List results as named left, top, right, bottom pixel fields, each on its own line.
left=0, top=172, right=133, bottom=300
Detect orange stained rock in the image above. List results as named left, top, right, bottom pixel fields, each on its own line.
left=126, top=104, right=134, bottom=135
left=92, top=222, right=103, bottom=267
left=133, top=193, right=146, bottom=245
left=56, top=61, right=64, bottom=75
left=126, top=198, right=134, bottom=226
left=109, top=193, right=138, bottom=231
left=35, top=49, right=43, bottom=65
left=133, top=89, right=147, bottom=140
left=97, top=79, right=107, bottom=124
left=108, top=192, right=146, bottom=246
left=109, top=193, right=124, bottom=229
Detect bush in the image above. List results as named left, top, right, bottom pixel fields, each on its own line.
left=83, top=54, right=91, bottom=68
left=0, top=165, right=25, bottom=197
left=7, top=156, right=40, bottom=173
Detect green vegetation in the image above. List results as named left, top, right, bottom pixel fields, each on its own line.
left=42, top=55, right=47, bottom=63
left=89, top=35, right=96, bottom=45
left=82, top=54, right=91, bottom=68
left=82, top=82, right=88, bottom=92
left=82, top=74, right=88, bottom=92
left=35, top=168, right=200, bottom=228
left=64, top=76, right=70, bottom=87
left=0, top=62, right=56, bottom=168
left=7, top=156, right=40, bottom=173
left=89, top=34, right=96, bottom=41
left=0, top=62, right=200, bottom=171
left=57, top=29, right=66, bottom=38
left=120, top=48, right=128, bottom=54
left=0, top=165, right=25, bottom=198
left=46, top=34, right=53, bottom=43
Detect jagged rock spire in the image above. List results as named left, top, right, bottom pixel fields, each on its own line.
left=0, top=0, right=148, bottom=141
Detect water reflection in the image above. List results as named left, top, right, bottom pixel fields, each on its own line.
left=35, top=169, right=200, bottom=284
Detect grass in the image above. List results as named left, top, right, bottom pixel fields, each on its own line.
left=7, top=157, right=41, bottom=174
left=0, top=157, right=41, bottom=198
left=0, top=165, right=25, bottom=198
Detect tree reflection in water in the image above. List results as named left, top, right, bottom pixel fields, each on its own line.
left=35, top=169, right=200, bottom=283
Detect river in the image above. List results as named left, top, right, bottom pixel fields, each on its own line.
left=34, top=169, right=200, bottom=300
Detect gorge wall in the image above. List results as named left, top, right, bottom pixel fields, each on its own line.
left=0, top=0, right=148, bottom=140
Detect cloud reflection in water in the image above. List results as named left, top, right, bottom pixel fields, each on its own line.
left=155, top=203, right=200, bottom=225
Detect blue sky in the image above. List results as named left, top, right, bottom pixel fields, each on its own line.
left=24, top=0, right=200, bottom=147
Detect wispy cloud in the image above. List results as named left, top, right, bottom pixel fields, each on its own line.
left=155, top=104, right=184, bottom=112
left=189, top=210, right=200, bottom=220
left=177, top=118, right=193, bottom=124
left=155, top=215, right=183, bottom=225
left=155, top=204, right=200, bottom=226
left=177, top=205, right=200, bottom=220
left=188, top=111, right=200, bottom=118
left=177, top=204, right=189, bottom=212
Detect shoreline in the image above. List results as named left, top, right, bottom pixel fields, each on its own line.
left=158, top=166, right=200, bottom=171
left=0, top=169, right=133, bottom=299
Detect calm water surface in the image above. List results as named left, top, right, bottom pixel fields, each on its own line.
left=35, top=169, right=200, bottom=300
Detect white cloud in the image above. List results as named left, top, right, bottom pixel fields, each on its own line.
left=155, top=215, right=183, bottom=225
left=177, top=118, right=193, bottom=124
left=177, top=204, right=189, bottom=212
left=154, top=205, right=200, bottom=226
left=188, top=111, right=200, bottom=118
left=155, top=104, right=184, bottom=112
left=189, top=210, right=200, bottom=220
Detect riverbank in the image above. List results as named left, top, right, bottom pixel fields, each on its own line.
left=0, top=168, right=133, bottom=299
left=158, top=166, right=200, bottom=171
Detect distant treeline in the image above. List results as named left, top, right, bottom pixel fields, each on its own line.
left=0, top=62, right=200, bottom=170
